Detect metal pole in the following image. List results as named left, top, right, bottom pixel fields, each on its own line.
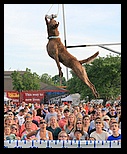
left=66, top=43, right=121, bottom=48
left=62, top=4, right=69, bottom=81
left=98, top=45, right=121, bottom=55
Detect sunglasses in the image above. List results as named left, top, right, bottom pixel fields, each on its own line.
left=77, top=122, right=82, bottom=124
left=111, top=110, right=115, bottom=111
left=8, top=114, right=13, bottom=115
left=95, top=122, right=101, bottom=124
left=12, top=127, right=17, bottom=130
left=104, top=119, right=109, bottom=121
left=40, top=121, right=46, bottom=124
left=49, top=107, right=54, bottom=108
left=84, top=119, right=89, bottom=120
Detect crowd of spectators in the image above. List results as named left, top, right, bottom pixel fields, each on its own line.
left=4, top=99, right=121, bottom=141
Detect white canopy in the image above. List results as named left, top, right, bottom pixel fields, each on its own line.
left=61, top=95, right=73, bottom=102
left=4, top=96, right=9, bottom=101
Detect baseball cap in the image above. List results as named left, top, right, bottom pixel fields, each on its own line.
left=101, top=108, right=106, bottom=111
left=63, top=108, right=70, bottom=113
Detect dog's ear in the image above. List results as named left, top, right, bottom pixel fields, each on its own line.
left=45, top=15, right=49, bottom=25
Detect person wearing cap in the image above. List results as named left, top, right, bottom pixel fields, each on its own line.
left=101, top=108, right=107, bottom=117
left=73, top=129, right=83, bottom=140
left=58, top=108, right=70, bottom=130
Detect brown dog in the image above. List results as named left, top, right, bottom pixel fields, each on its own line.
left=45, top=16, right=99, bottom=98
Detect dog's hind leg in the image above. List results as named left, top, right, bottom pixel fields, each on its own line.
left=72, top=63, right=99, bottom=98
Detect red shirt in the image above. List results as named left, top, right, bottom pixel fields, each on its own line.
left=19, top=122, right=38, bottom=137
left=58, top=118, right=68, bottom=130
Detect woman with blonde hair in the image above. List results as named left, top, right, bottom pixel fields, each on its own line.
left=63, top=113, right=76, bottom=135
left=58, top=131, right=68, bottom=140
left=46, top=116, right=62, bottom=140
left=69, top=119, right=88, bottom=140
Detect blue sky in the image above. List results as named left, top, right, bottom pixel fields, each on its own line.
left=4, top=4, right=121, bottom=80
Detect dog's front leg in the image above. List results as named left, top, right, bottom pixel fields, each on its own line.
left=54, top=49, right=63, bottom=77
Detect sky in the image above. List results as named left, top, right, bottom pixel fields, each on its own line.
left=4, top=4, right=121, bottom=80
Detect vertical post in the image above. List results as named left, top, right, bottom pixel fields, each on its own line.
left=62, top=4, right=69, bottom=81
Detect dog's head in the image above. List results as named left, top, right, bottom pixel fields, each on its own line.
left=45, top=15, right=59, bottom=36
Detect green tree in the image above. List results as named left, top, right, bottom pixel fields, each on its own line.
left=11, top=71, right=24, bottom=91
left=52, top=75, right=67, bottom=86
left=22, top=68, right=40, bottom=90
left=67, top=54, right=121, bottom=100
left=40, top=73, right=53, bottom=85
left=11, top=68, right=40, bottom=91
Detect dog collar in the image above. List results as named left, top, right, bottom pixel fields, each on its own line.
left=48, top=36, right=59, bottom=39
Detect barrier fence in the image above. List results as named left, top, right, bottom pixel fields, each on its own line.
left=4, top=140, right=121, bottom=148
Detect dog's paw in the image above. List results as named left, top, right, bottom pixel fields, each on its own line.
left=94, top=92, right=100, bottom=98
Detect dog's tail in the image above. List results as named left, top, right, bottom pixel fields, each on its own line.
left=79, top=51, right=99, bottom=64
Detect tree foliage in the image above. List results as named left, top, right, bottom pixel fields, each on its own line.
left=52, top=75, right=67, bottom=86
left=67, top=54, right=121, bottom=100
left=11, top=68, right=40, bottom=91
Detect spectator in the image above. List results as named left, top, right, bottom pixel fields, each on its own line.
left=26, top=119, right=53, bottom=140
left=4, top=125, right=16, bottom=140
left=21, top=120, right=37, bottom=140
left=73, top=108, right=78, bottom=117
left=101, top=108, right=107, bottom=117
left=32, top=109, right=41, bottom=123
left=102, top=115, right=110, bottom=127
left=15, top=109, right=25, bottom=127
left=33, top=102, right=40, bottom=110
left=107, top=117, right=121, bottom=135
left=10, top=124, right=20, bottom=140
left=76, top=112, right=83, bottom=121
left=90, top=117, right=109, bottom=141
left=73, top=129, right=84, bottom=140
left=58, top=108, right=70, bottom=130
left=82, top=115, right=91, bottom=136
left=45, top=104, right=57, bottom=125
left=107, top=122, right=121, bottom=141
left=7, top=110, right=14, bottom=120
left=4, top=106, right=8, bottom=115
left=69, top=119, right=88, bottom=140
left=89, top=109, right=109, bottom=132
left=57, top=112, right=62, bottom=122
left=40, top=103, right=48, bottom=119
left=106, top=107, right=117, bottom=118
left=54, top=105, right=59, bottom=114
left=59, top=105, right=64, bottom=118
left=63, top=113, right=76, bottom=135
left=46, top=116, right=62, bottom=140
left=19, top=113, right=38, bottom=137
left=17, top=101, right=26, bottom=112
left=4, top=116, right=14, bottom=127
left=82, top=103, right=88, bottom=114
left=58, top=131, right=68, bottom=140
left=89, top=110, right=96, bottom=122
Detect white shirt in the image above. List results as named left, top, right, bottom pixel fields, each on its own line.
left=16, top=114, right=25, bottom=126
